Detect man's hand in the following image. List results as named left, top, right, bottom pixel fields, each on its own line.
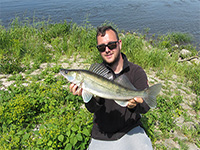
left=69, top=83, right=82, bottom=96
left=127, top=97, right=143, bottom=109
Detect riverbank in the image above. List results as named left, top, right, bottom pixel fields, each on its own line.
left=0, top=21, right=199, bottom=149
left=0, top=54, right=199, bottom=149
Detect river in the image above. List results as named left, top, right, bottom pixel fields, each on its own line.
left=0, top=0, right=200, bottom=45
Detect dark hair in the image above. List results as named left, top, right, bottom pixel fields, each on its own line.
left=96, top=26, right=119, bottom=40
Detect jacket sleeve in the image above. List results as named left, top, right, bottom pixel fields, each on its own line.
left=85, top=97, right=105, bottom=113
left=135, top=101, right=150, bottom=114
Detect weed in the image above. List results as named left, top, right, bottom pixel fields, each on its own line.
left=1, top=17, right=199, bottom=149
left=192, top=96, right=200, bottom=112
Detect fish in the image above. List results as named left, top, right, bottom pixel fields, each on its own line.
left=60, top=63, right=162, bottom=108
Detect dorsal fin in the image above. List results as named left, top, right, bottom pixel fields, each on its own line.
left=89, top=63, right=113, bottom=80
left=114, top=75, right=137, bottom=90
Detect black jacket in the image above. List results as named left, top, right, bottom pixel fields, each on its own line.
left=85, top=53, right=150, bottom=140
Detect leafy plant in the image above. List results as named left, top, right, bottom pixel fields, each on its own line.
left=0, top=17, right=199, bottom=149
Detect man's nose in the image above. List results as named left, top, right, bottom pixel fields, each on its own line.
left=105, top=46, right=111, bottom=52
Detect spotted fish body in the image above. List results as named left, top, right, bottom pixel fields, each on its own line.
left=60, top=63, right=162, bottom=108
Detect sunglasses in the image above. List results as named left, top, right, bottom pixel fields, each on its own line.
left=96, top=41, right=118, bottom=52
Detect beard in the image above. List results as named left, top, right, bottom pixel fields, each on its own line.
left=103, top=50, right=121, bottom=67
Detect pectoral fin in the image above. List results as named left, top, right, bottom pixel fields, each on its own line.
left=114, top=100, right=129, bottom=107
left=82, top=89, right=93, bottom=103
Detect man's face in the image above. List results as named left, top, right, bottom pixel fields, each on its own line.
left=97, top=30, right=122, bottom=65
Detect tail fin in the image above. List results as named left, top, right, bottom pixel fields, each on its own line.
left=144, top=83, right=162, bottom=108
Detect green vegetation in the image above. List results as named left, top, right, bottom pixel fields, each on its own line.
left=0, top=18, right=199, bottom=149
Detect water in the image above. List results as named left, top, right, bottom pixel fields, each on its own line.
left=0, top=0, right=200, bottom=45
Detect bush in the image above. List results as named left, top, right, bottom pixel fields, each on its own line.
left=0, top=80, right=93, bottom=149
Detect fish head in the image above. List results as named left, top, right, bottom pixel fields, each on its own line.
left=60, top=69, right=77, bottom=82
left=60, top=69, right=83, bottom=85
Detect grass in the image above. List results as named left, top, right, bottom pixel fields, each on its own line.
left=0, top=18, right=199, bottom=149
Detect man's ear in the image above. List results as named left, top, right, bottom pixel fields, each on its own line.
left=119, top=40, right=122, bottom=49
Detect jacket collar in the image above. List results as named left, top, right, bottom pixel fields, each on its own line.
left=121, top=52, right=129, bottom=72
left=103, top=52, right=130, bottom=77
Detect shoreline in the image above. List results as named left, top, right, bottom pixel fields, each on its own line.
left=1, top=17, right=200, bottom=51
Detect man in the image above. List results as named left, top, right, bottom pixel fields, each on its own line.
left=70, top=26, right=153, bottom=150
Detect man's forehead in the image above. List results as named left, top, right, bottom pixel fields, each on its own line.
left=97, top=30, right=117, bottom=39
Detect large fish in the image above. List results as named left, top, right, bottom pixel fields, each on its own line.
left=60, top=63, right=162, bottom=108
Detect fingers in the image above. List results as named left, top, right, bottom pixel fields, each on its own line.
left=69, top=83, right=82, bottom=96
left=69, top=83, right=75, bottom=93
left=127, top=97, right=144, bottom=109
left=134, top=97, right=143, bottom=103
left=127, top=98, right=138, bottom=109
left=76, top=88, right=83, bottom=96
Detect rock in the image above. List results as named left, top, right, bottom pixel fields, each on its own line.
left=1, top=81, right=15, bottom=88
left=175, top=117, right=185, bottom=126
left=30, top=69, right=41, bottom=75
left=175, top=44, right=179, bottom=48
left=164, top=138, right=180, bottom=149
left=179, top=49, right=192, bottom=59
left=187, top=143, right=200, bottom=150
left=40, top=63, right=56, bottom=69
left=61, top=63, right=70, bottom=68
left=173, top=130, right=188, bottom=141
left=191, top=58, right=200, bottom=65
left=22, top=83, right=29, bottom=87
